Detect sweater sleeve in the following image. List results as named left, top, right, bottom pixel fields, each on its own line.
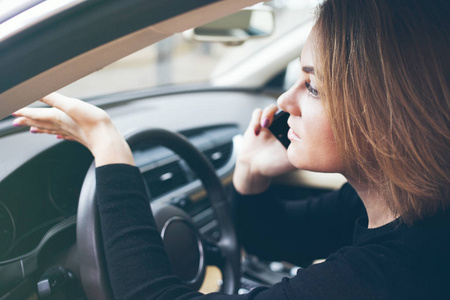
left=235, top=182, right=365, bottom=265
left=95, top=164, right=290, bottom=300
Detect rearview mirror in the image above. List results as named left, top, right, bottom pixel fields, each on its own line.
left=183, top=8, right=275, bottom=46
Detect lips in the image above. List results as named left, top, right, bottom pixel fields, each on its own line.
left=287, top=119, right=301, bottom=141
left=288, top=128, right=301, bottom=141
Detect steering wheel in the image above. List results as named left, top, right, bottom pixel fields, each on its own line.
left=76, top=128, right=240, bottom=300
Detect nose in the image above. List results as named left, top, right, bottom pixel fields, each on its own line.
left=277, top=80, right=302, bottom=116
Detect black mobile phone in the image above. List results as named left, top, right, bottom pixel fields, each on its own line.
left=268, top=110, right=290, bottom=149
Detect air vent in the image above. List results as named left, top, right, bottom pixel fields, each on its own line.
left=203, top=141, right=233, bottom=170
left=142, top=161, right=189, bottom=198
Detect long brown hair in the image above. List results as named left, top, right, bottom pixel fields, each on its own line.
left=314, top=0, right=450, bottom=224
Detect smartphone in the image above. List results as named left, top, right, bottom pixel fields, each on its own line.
left=268, top=110, right=290, bottom=149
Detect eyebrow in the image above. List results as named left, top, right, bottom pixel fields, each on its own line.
left=302, top=66, right=315, bottom=75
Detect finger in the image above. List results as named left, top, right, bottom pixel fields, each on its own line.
left=29, top=127, right=80, bottom=143
left=55, top=134, right=77, bottom=142
left=13, top=116, right=56, bottom=131
left=40, top=93, right=95, bottom=122
left=13, top=107, right=62, bottom=123
left=39, top=93, right=82, bottom=113
left=41, top=93, right=112, bottom=127
left=260, top=104, right=278, bottom=128
left=250, top=108, right=263, bottom=136
left=29, top=126, right=45, bottom=134
left=28, top=126, right=81, bottom=145
left=40, top=93, right=104, bottom=124
left=29, top=126, right=59, bottom=135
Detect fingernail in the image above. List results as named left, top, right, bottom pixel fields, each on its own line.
left=261, top=118, right=270, bottom=128
left=12, top=122, right=20, bottom=127
left=56, top=135, right=63, bottom=139
left=30, top=129, right=37, bottom=133
left=11, top=113, right=18, bottom=117
left=254, top=127, right=260, bottom=136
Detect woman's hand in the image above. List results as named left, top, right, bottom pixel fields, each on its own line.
left=233, top=105, right=296, bottom=195
left=12, top=93, right=135, bottom=167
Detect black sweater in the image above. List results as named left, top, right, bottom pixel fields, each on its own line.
left=96, top=164, right=450, bottom=300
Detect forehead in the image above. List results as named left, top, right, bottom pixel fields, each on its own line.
left=300, top=29, right=316, bottom=67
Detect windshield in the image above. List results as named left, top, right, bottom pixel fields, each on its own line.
left=58, top=1, right=318, bottom=99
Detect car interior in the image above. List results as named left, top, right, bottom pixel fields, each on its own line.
left=0, top=1, right=346, bottom=299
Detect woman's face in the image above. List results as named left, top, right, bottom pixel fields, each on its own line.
left=278, top=29, right=344, bottom=173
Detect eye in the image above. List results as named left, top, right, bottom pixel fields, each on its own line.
left=305, top=81, right=319, bottom=98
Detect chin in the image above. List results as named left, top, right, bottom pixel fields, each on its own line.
left=286, top=143, right=309, bottom=169
left=287, top=144, right=344, bottom=173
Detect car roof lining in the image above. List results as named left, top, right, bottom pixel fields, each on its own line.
left=0, top=0, right=261, bottom=119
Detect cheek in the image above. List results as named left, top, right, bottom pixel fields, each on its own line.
left=303, top=103, right=335, bottom=145
left=288, top=107, right=344, bottom=173
left=314, top=116, right=336, bottom=147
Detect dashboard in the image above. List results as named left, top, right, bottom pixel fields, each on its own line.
left=0, top=142, right=92, bottom=262
left=0, top=124, right=239, bottom=259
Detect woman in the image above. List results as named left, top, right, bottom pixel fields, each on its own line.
left=12, top=0, right=449, bottom=299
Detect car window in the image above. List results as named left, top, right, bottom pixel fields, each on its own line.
left=58, top=1, right=319, bottom=99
